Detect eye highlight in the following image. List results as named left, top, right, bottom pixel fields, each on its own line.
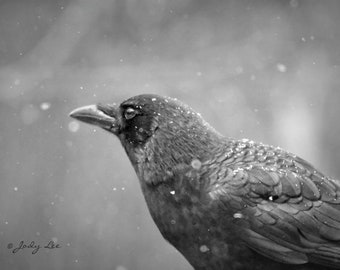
left=124, top=107, right=138, bottom=120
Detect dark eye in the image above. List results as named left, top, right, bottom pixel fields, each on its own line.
left=124, top=107, right=138, bottom=120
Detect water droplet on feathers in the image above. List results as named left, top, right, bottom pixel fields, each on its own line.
left=233, top=213, right=244, bottom=219
left=200, top=245, right=210, bottom=253
left=191, top=159, right=202, bottom=170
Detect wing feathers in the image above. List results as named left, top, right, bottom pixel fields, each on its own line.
left=300, top=176, right=320, bottom=200
left=214, top=153, right=340, bottom=267
left=243, top=229, right=308, bottom=264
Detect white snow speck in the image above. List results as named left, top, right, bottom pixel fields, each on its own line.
left=200, top=245, right=210, bottom=253
left=191, top=159, right=202, bottom=170
left=151, top=98, right=157, bottom=101
left=233, top=213, right=244, bottom=219
left=40, top=102, right=51, bottom=111
left=170, top=190, right=175, bottom=195
left=276, top=63, right=287, bottom=73
left=14, top=187, right=18, bottom=191
left=68, top=121, right=80, bottom=132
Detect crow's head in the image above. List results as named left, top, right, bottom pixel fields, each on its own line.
left=70, top=94, right=221, bottom=184
left=71, top=94, right=219, bottom=144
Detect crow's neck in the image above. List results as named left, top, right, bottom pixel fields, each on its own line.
left=124, top=126, right=223, bottom=187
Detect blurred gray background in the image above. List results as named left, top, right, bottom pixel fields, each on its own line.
left=1, top=0, right=340, bottom=269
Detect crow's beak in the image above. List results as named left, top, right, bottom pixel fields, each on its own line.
left=69, top=104, right=119, bottom=133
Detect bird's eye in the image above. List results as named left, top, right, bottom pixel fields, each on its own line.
left=124, top=107, right=137, bottom=120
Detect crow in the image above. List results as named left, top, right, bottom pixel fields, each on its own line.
left=70, top=94, right=340, bottom=270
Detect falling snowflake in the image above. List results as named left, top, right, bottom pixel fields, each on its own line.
left=68, top=121, right=80, bottom=133
left=276, top=63, right=287, bottom=73
left=40, top=102, right=51, bottom=111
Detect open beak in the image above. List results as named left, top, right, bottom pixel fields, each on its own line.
left=69, top=104, right=119, bottom=133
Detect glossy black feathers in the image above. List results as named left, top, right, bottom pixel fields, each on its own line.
left=71, top=94, right=340, bottom=270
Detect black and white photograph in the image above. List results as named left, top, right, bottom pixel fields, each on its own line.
left=1, top=0, right=340, bottom=269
